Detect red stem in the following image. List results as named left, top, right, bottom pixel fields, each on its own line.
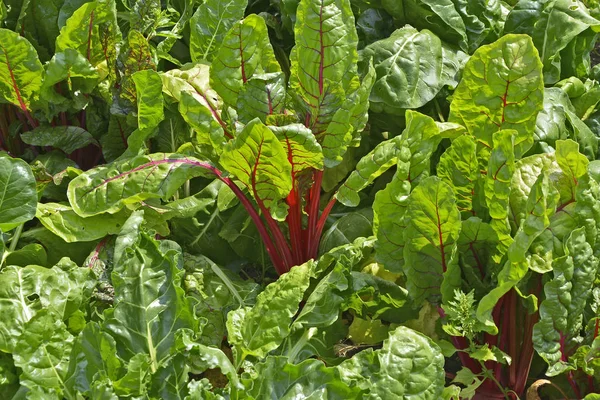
left=286, top=187, right=304, bottom=265
left=221, top=176, right=286, bottom=275
left=310, top=196, right=336, bottom=258
left=507, top=290, right=518, bottom=389
left=305, top=170, right=324, bottom=258
left=567, top=371, right=581, bottom=399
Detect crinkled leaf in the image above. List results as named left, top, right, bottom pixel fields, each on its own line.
left=449, top=34, right=544, bottom=159
left=12, top=310, right=74, bottom=395
left=485, top=130, right=516, bottom=261
left=64, top=321, right=121, bottom=395
left=337, top=326, right=445, bottom=399
left=40, top=48, right=99, bottom=110
left=289, top=0, right=359, bottom=143
left=237, top=73, right=287, bottom=123
left=67, top=153, right=217, bottom=216
left=189, top=0, right=248, bottom=62
left=0, top=258, right=91, bottom=352
left=477, top=169, right=558, bottom=333
left=242, top=356, right=361, bottom=399
left=437, top=135, right=478, bottom=218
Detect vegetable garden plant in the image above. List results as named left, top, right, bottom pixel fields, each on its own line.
left=5, top=0, right=600, bottom=398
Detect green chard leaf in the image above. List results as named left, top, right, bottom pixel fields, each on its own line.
left=372, top=142, right=412, bottom=271
left=449, top=34, right=544, bottom=160
left=117, top=30, right=156, bottom=107
left=289, top=0, right=363, bottom=166
left=13, top=309, right=74, bottom=396
left=189, top=0, right=248, bottom=62
left=437, top=135, right=479, bottom=218
left=0, top=154, right=37, bottom=231
left=336, top=135, right=404, bottom=207
left=0, top=28, right=44, bottom=112
left=337, top=326, right=445, bottom=399
left=241, top=356, right=361, bottom=399
left=55, top=0, right=119, bottom=72
left=67, top=153, right=218, bottom=216
left=39, top=48, right=99, bottom=117
left=485, top=130, right=516, bottom=262
left=227, top=261, right=313, bottom=360
left=21, top=126, right=98, bottom=154
left=404, top=176, right=462, bottom=305
left=0, top=258, right=92, bottom=353
left=210, top=14, right=283, bottom=109
left=504, top=0, right=600, bottom=85
left=36, top=203, right=128, bottom=242
left=363, top=25, right=464, bottom=112
left=103, top=212, right=199, bottom=371
left=533, top=227, right=600, bottom=376
left=161, top=63, right=230, bottom=151
left=220, top=118, right=293, bottom=218
left=477, top=168, right=559, bottom=333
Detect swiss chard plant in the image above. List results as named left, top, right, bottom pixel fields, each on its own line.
left=4, top=0, right=600, bottom=398
left=66, top=0, right=377, bottom=275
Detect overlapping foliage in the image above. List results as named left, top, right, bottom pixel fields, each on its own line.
left=3, top=0, right=600, bottom=399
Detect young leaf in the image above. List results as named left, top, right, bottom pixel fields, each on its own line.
left=210, top=14, right=282, bottom=107
left=372, top=143, right=411, bottom=271
left=404, top=176, right=461, bottom=305
left=41, top=47, right=99, bottom=99
left=269, top=123, right=324, bottom=175
left=449, top=34, right=544, bottom=159
left=117, top=30, right=156, bottom=107
left=437, top=135, right=479, bottom=218
left=485, top=129, right=516, bottom=261
left=289, top=0, right=359, bottom=135
left=336, top=135, right=403, bottom=207
left=226, top=261, right=313, bottom=360
left=161, top=63, right=230, bottom=148
left=67, top=153, right=218, bottom=216
left=220, top=118, right=293, bottom=217
left=55, top=0, right=119, bottom=70
left=0, top=28, right=44, bottom=112
left=0, top=154, right=37, bottom=231
left=189, top=0, right=248, bottom=62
